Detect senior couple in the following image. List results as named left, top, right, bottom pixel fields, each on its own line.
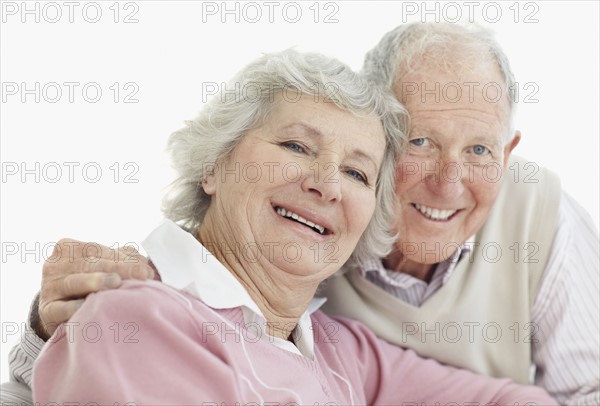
left=3, top=22, right=598, bottom=404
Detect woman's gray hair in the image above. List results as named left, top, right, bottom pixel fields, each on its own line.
left=362, top=22, right=516, bottom=141
left=162, top=49, right=408, bottom=266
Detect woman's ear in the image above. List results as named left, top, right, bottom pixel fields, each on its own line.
left=201, top=165, right=217, bottom=195
left=201, top=175, right=217, bottom=195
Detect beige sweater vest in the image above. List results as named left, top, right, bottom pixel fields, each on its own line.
left=321, top=156, right=561, bottom=384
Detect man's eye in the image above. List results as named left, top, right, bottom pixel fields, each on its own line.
left=283, top=142, right=305, bottom=153
left=345, top=169, right=368, bottom=185
left=410, top=138, right=429, bottom=147
left=472, top=145, right=489, bottom=155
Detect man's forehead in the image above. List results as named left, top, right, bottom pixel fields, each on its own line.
left=395, top=59, right=505, bottom=97
left=397, top=52, right=503, bottom=81
left=395, top=63, right=510, bottom=118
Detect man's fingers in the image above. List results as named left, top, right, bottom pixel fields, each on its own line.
left=44, top=258, right=154, bottom=302
left=83, top=258, right=153, bottom=280
left=36, top=239, right=153, bottom=338
left=38, top=299, right=85, bottom=337
left=44, top=272, right=122, bottom=303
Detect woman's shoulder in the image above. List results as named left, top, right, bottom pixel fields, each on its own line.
left=310, top=309, right=379, bottom=349
left=71, top=280, right=218, bottom=333
left=87, top=279, right=193, bottom=310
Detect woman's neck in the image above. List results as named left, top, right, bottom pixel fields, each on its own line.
left=197, top=217, right=317, bottom=340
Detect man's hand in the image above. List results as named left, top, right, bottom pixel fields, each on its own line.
left=35, top=239, right=154, bottom=340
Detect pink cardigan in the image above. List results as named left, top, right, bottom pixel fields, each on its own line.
left=32, top=280, right=557, bottom=405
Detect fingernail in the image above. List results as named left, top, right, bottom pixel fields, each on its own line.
left=104, top=273, right=122, bottom=289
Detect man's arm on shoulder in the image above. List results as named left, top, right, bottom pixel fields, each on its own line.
left=32, top=281, right=244, bottom=404
left=532, top=192, right=600, bottom=405
left=3, top=240, right=154, bottom=403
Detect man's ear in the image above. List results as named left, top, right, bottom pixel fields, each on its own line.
left=503, top=130, right=521, bottom=167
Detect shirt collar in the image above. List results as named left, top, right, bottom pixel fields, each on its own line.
left=142, top=219, right=325, bottom=358
left=439, top=235, right=475, bottom=283
left=360, top=258, right=425, bottom=289
left=361, top=235, right=476, bottom=285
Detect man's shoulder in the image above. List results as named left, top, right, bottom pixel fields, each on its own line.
left=490, top=154, right=562, bottom=227
left=477, top=154, right=563, bottom=296
left=503, top=155, right=561, bottom=194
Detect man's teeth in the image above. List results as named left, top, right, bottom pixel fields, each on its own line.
left=276, top=207, right=326, bottom=234
left=414, top=204, right=457, bottom=221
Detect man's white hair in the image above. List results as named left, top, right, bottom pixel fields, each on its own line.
left=362, top=22, right=517, bottom=141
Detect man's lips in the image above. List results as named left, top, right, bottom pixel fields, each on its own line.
left=412, top=203, right=461, bottom=221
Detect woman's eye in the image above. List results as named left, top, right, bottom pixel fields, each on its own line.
left=345, top=169, right=368, bottom=185
left=283, top=142, right=305, bottom=153
left=410, top=138, right=429, bottom=147
left=472, top=145, right=489, bottom=155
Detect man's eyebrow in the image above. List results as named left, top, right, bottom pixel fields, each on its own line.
left=411, top=127, right=502, bottom=145
left=408, top=126, right=431, bottom=137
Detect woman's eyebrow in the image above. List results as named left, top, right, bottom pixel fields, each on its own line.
left=282, top=123, right=381, bottom=171
left=346, top=148, right=380, bottom=173
left=280, top=123, right=322, bottom=138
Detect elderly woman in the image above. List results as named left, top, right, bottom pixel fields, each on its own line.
left=29, top=50, right=556, bottom=404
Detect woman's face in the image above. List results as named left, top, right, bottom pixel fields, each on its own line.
left=202, top=94, right=386, bottom=282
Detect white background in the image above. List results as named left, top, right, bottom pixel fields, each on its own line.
left=1, top=1, right=598, bottom=382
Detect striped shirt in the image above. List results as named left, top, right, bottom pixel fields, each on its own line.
left=362, top=192, right=600, bottom=405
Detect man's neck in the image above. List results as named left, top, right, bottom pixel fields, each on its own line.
left=383, top=251, right=437, bottom=283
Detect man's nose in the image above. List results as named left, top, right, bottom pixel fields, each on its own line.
left=422, top=156, right=465, bottom=200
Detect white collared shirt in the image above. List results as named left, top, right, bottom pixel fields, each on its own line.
left=141, top=220, right=326, bottom=359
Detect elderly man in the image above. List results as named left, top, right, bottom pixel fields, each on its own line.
left=320, top=22, right=599, bottom=405
left=3, top=22, right=598, bottom=405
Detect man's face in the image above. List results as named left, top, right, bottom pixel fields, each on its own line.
left=391, top=67, right=520, bottom=266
